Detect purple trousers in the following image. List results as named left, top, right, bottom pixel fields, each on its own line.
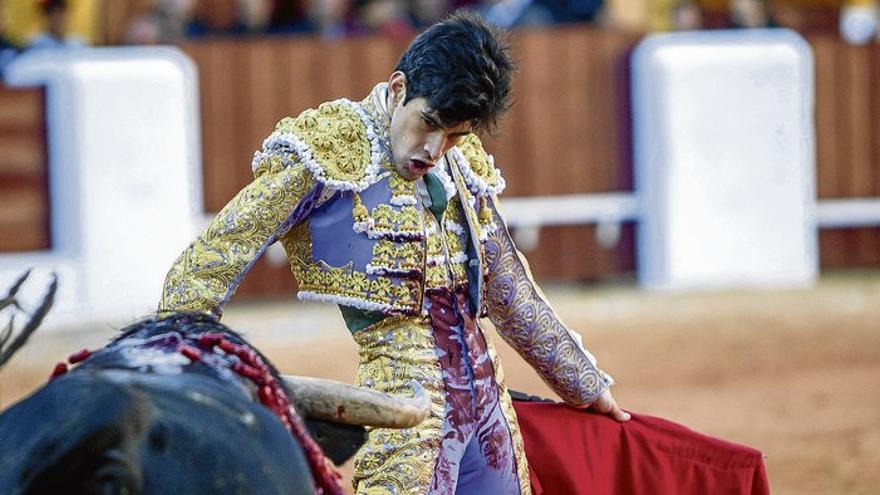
left=426, top=287, right=521, bottom=494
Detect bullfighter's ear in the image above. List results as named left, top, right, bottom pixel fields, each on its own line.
left=0, top=374, right=147, bottom=494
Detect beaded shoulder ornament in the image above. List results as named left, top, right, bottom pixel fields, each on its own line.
left=253, top=99, right=385, bottom=193
left=449, top=134, right=506, bottom=240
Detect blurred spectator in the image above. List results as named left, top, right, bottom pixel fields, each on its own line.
left=269, top=0, right=358, bottom=38
left=727, top=0, right=776, bottom=28
left=839, top=0, right=878, bottom=44
left=116, top=0, right=615, bottom=44
left=187, top=0, right=271, bottom=37
left=361, top=0, right=415, bottom=38
left=240, top=0, right=273, bottom=32
left=671, top=0, right=702, bottom=30
left=546, top=0, right=604, bottom=24
left=125, top=0, right=271, bottom=44
left=186, top=0, right=244, bottom=36
left=124, top=10, right=161, bottom=44
left=1, top=2, right=20, bottom=75
left=480, top=0, right=556, bottom=28
left=309, top=0, right=358, bottom=39
left=124, top=0, right=193, bottom=44
left=409, top=0, right=452, bottom=29
left=26, top=0, right=86, bottom=49
left=267, top=0, right=312, bottom=34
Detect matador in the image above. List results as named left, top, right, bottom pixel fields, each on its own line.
left=160, top=11, right=628, bottom=494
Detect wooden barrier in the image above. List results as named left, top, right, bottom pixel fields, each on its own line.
left=1, top=29, right=878, bottom=299
left=0, top=87, right=48, bottom=253
left=812, top=35, right=880, bottom=269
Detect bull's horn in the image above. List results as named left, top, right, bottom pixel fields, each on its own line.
left=1, top=271, right=57, bottom=370
left=281, top=375, right=431, bottom=429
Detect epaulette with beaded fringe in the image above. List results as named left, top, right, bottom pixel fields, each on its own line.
left=451, top=134, right=506, bottom=198
left=254, top=100, right=386, bottom=192
left=447, top=134, right=506, bottom=242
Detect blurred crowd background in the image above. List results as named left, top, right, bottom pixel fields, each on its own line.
left=0, top=0, right=878, bottom=69
left=1, top=0, right=878, bottom=288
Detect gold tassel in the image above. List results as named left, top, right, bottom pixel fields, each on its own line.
left=478, top=196, right=492, bottom=224
left=353, top=192, right=368, bottom=221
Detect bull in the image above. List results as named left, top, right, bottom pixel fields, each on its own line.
left=0, top=272, right=430, bottom=495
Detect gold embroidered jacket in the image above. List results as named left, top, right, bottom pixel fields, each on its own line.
left=160, top=83, right=613, bottom=407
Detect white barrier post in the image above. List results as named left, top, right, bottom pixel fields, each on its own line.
left=632, top=29, right=818, bottom=290
left=1, top=47, right=202, bottom=323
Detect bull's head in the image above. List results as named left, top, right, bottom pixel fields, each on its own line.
left=0, top=286, right=429, bottom=495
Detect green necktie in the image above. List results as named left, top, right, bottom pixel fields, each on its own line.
left=423, top=171, right=448, bottom=222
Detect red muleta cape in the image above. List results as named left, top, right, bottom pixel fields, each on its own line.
left=512, top=402, right=770, bottom=495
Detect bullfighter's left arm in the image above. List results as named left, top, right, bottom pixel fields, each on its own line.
left=482, top=195, right=614, bottom=406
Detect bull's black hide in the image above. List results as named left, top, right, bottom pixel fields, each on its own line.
left=0, top=313, right=366, bottom=495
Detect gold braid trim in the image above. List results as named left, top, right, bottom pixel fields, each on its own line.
left=352, top=318, right=446, bottom=494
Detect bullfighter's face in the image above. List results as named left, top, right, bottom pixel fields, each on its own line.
left=386, top=72, right=473, bottom=181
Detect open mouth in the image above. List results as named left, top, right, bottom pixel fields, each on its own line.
left=408, top=159, right=435, bottom=176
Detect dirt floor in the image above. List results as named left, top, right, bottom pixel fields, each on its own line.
left=2, top=272, right=879, bottom=494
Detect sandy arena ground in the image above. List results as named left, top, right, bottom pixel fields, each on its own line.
left=2, top=272, right=879, bottom=494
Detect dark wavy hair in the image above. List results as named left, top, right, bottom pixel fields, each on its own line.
left=395, top=10, right=514, bottom=134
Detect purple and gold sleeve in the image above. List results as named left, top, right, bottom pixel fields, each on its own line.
left=159, top=153, right=321, bottom=318
left=482, top=195, right=614, bottom=406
